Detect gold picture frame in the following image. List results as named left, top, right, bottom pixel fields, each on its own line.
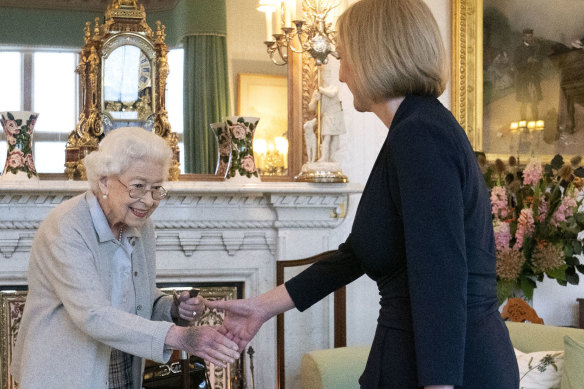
left=452, top=0, right=584, bottom=162
left=0, top=290, right=26, bottom=389
left=237, top=73, right=289, bottom=178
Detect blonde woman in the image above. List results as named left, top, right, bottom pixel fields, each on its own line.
left=208, top=0, right=519, bottom=387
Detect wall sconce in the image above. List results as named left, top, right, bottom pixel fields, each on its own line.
left=257, top=0, right=338, bottom=66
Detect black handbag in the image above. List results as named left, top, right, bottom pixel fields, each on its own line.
left=143, top=355, right=209, bottom=389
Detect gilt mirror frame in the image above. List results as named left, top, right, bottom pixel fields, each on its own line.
left=451, top=0, right=483, bottom=156
left=453, top=0, right=584, bottom=164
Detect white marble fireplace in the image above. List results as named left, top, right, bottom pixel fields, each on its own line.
left=0, top=180, right=363, bottom=388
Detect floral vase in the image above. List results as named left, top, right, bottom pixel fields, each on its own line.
left=209, top=121, right=232, bottom=179
left=223, top=116, right=260, bottom=182
left=1, top=111, right=39, bottom=180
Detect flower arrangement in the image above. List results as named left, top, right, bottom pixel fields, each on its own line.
left=477, top=153, right=584, bottom=304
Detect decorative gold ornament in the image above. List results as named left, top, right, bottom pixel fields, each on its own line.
left=65, top=0, right=180, bottom=181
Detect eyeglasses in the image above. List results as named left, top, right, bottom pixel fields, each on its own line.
left=116, top=178, right=168, bottom=200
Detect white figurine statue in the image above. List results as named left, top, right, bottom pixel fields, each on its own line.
left=307, top=77, right=346, bottom=162
left=304, top=118, right=317, bottom=162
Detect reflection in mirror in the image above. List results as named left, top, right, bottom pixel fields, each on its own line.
left=103, top=45, right=154, bottom=133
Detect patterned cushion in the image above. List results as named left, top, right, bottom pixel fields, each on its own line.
left=514, top=348, right=563, bottom=389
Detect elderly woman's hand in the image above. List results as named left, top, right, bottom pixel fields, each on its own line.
left=172, top=290, right=206, bottom=323
left=165, top=325, right=240, bottom=368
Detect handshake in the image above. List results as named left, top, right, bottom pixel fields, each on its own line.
left=164, top=285, right=291, bottom=368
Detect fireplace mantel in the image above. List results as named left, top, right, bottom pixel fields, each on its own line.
left=0, top=179, right=363, bottom=388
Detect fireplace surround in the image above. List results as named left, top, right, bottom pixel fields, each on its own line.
left=0, top=180, right=362, bottom=388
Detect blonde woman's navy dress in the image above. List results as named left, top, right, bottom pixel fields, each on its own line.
left=285, top=96, right=520, bottom=388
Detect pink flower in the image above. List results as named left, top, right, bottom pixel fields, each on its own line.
left=514, top=208, right=535, bottom=249
left=2, top=119, right=20, bottom=137
left=493, top=220, right=511, bottom=250
left=230, top=123, right=248, bottom=140
left=537, top=197, right=548, bottom=223
left=551, top=189, right=579, bottom=227
left=7, top=136, right=16, bottom=146
left=6, top=149, right=25, bottom=169
left=240, top=155, right=256, bottom=173
left=490, top=186, right=509, bottom=219
left=522, top=158, right=542, bottom=186
left=24, top=154, right=36, bottom=173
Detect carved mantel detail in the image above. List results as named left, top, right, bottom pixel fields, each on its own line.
left=0, top=180, right=361, bottom=267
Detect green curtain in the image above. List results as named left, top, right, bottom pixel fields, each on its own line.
left=183, top=34, right=231, bottom=174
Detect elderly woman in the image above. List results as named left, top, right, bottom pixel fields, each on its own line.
left=10, top=128, right=239, bottom=389
left=208, top=0, right=519, bottom=388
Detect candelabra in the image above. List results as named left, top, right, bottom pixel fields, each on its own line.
left=258, top=0, right=339, bottom=66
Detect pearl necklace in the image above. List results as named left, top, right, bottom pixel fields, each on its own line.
left=117, top=225, right=125, bottom=241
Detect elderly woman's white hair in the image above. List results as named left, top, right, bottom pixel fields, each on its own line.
left=84, top=127, right=173, bottom=193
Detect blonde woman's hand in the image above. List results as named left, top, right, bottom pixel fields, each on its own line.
left=165, top=325, right=240, bottom=368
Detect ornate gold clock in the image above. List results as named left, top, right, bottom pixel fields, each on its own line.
left=65, top=0, right=180, bottom=180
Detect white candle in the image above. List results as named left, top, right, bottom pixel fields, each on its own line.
left=265, top=12, right=273, bottom=41
left=275, top=1, right=282, bottom=30
left=289, top=0, right=296, bottom=22
left=284, top=0, right=291, bottom=27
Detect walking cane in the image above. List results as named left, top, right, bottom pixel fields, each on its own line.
left=173, top=288, right=200, bottom=389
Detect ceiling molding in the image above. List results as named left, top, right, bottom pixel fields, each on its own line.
left=0, top=0, right=180, bottom=13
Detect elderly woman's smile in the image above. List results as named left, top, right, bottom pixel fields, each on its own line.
left=98, top=159, right=166, bottom=234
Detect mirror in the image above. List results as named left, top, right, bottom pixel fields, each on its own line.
left=65, top=0, right=180, bottom=180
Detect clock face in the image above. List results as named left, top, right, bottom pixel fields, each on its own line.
left=139, top=56, right=152, bottom=90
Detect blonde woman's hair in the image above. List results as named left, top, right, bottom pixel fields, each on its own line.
left=336, top=0, right=448, bottom=102
left=84, top=127, right=173, bottom=193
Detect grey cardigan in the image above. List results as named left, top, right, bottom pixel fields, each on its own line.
left=10, top=192, right=174, bottom=389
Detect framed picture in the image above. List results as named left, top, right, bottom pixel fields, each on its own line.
left=453, top=0, right=584, bottom=162
left=237, top=73, right=289, bottom=177
left=0, top=290, right=26, bottom=389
